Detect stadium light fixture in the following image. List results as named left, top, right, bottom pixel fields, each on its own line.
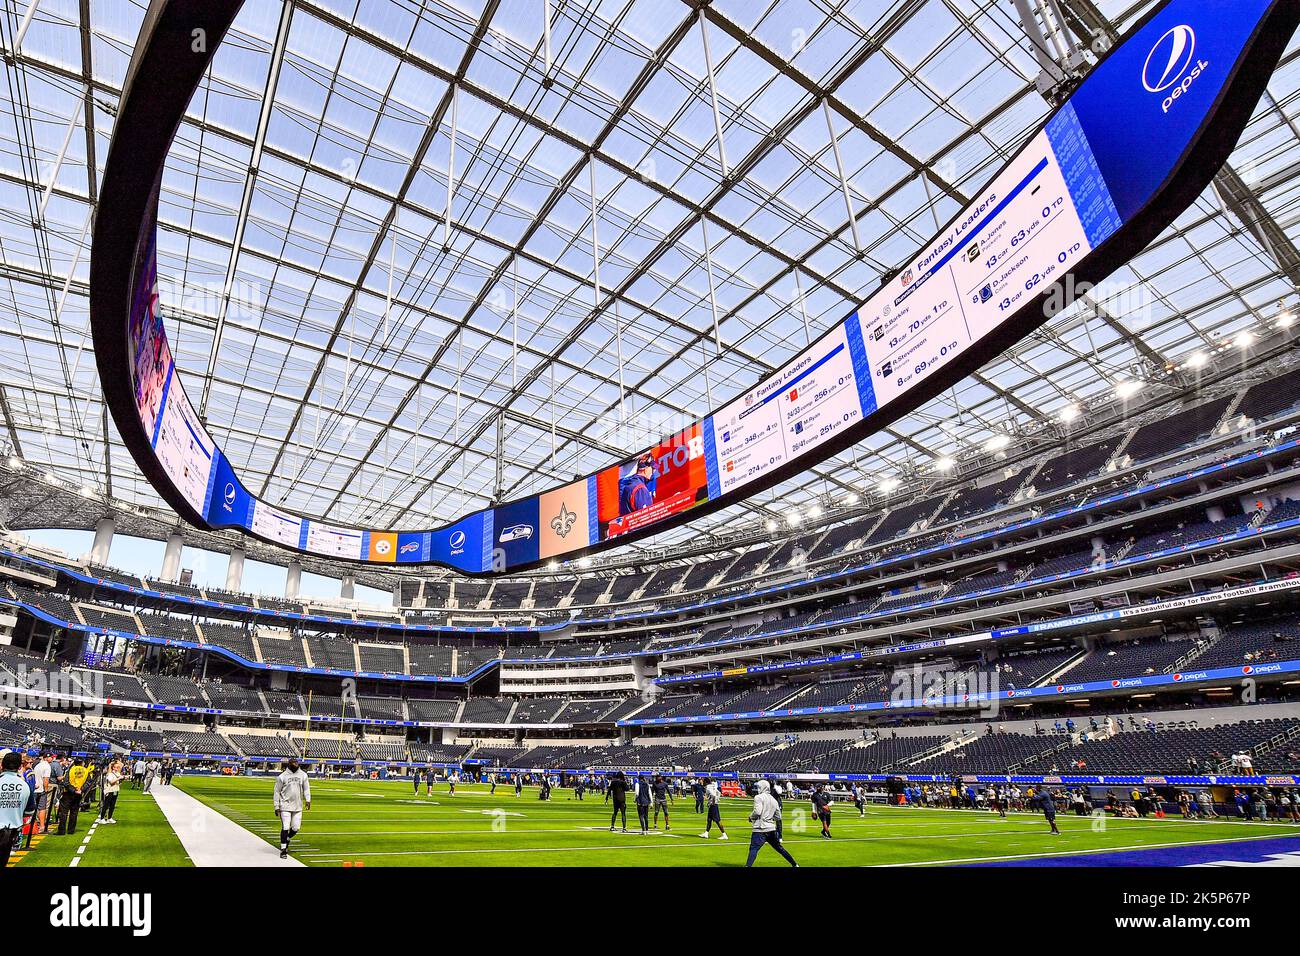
left=984, top=434, right=1011, bottom=453
left=764, top=518, right=778, bottom=533
left=1234, top=330, right=1254, bottom=349
left=1114, top=378, right=1143, bottom=399
left=6, top=456, right=19, bottom=468
left=934, top=456, right=955, bottom=472
left=1058, top=403, right=1081, bottom=423
left=843, top=492, right=860, bottom=506
left=807, top=504, right=823, bottom=519
left=1279, top=310, right=1295, bottom=328
left=1186, top=351, right=1209, bottom=369
left=787, top=510, right=802, bottom=526
left=878, top=477, right=901, bottom=493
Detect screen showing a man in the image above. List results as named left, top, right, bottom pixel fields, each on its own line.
left=618, top=455, right=657, bottom=516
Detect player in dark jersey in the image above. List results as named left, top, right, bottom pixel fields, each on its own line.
left=1033, top=788, right=1061, bottom=834
left=606, top=770, right=629, bottom=832
left=652, top=774, right=673, bottom=830
left=812, top=784, right=833, bottom=838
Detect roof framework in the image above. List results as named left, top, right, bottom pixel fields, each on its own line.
left=0, top=0, right=1298, bottom=567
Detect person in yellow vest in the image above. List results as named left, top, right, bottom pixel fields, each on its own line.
left=55, top=758, right=90, bottom=836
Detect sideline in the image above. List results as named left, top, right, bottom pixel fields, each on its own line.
left=151, top=785, right=303, bottom=867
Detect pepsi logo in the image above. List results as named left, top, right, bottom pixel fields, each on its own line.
left=449, top=530, right=466, bottom=550
left=1142, top=24, right=1209, bottom=114
left=1142, top=24, right=1196, bottom=93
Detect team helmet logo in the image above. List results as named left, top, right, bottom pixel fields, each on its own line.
left=1142, top=25, right=1196, bottom=93
left=550, top=502, right=577, bottom=538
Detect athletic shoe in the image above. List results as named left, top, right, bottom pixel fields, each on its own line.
left=609, top=826, right=615, bottom=832
left=699, top=831, right=709, bottom=838
left=279, top=850, right=288, bottom=859
left=719, top=833, right=728, bottom=841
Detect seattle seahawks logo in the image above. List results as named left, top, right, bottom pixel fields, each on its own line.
left=550, top=502, right=577, bottom=538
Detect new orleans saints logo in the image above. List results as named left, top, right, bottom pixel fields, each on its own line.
left=550, top=502, right=577, bottom=538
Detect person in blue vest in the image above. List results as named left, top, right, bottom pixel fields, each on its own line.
left=618, top=455, right=658, bottom=516
left=0, top=751, right=35, bottom=867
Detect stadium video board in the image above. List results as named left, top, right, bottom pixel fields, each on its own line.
left=113, top=0, right=1297, bottom=574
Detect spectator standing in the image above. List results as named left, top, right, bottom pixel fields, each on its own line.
left=99, top=759, right=123, bottom=824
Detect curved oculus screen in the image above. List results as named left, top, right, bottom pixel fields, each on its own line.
left=119, top=0, right=1296, bottom=573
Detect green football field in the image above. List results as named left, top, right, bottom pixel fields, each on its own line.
left=152, top=776, right=1300, bottom=867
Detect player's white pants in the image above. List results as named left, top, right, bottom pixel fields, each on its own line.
left=279, top=810, right=302, bottom=835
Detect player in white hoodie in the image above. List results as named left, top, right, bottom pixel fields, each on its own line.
left=698, top=779, right=728, bottom=840
left=744, top=780, right=798, bottom=867
left=273, top=757, right=311, bottom=860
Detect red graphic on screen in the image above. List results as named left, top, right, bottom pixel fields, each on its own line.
left=596, top=423, right=709, bottom=540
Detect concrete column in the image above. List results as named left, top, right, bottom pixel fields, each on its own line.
left=161, top=531, right=183, bottom=582
left=285, top=560, right=302, bottom=599
left=225, top=547, right=245, bottom=592
left=340, top=575, right=355, bottom=600
left=90, top=517, right=114, bottom=566
left=392, top=582, right=403, bottom=608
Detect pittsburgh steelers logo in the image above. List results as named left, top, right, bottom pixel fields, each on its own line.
left=374, top=539, right=392, bottom=556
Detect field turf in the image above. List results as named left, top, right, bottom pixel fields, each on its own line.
left=171, top=776, right=1300, bottom=867
left=18, top=788, right=193, bottom=868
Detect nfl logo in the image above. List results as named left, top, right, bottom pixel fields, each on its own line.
left=901, top=268, right=914, bottom=286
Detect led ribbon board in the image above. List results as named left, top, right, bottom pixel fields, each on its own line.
left=91, top=0, right=1300, bottom=574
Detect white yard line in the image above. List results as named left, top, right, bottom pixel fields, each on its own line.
left=68, top=819, right=99, bottom=867
left=151, top=785, right=304, bottom=867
